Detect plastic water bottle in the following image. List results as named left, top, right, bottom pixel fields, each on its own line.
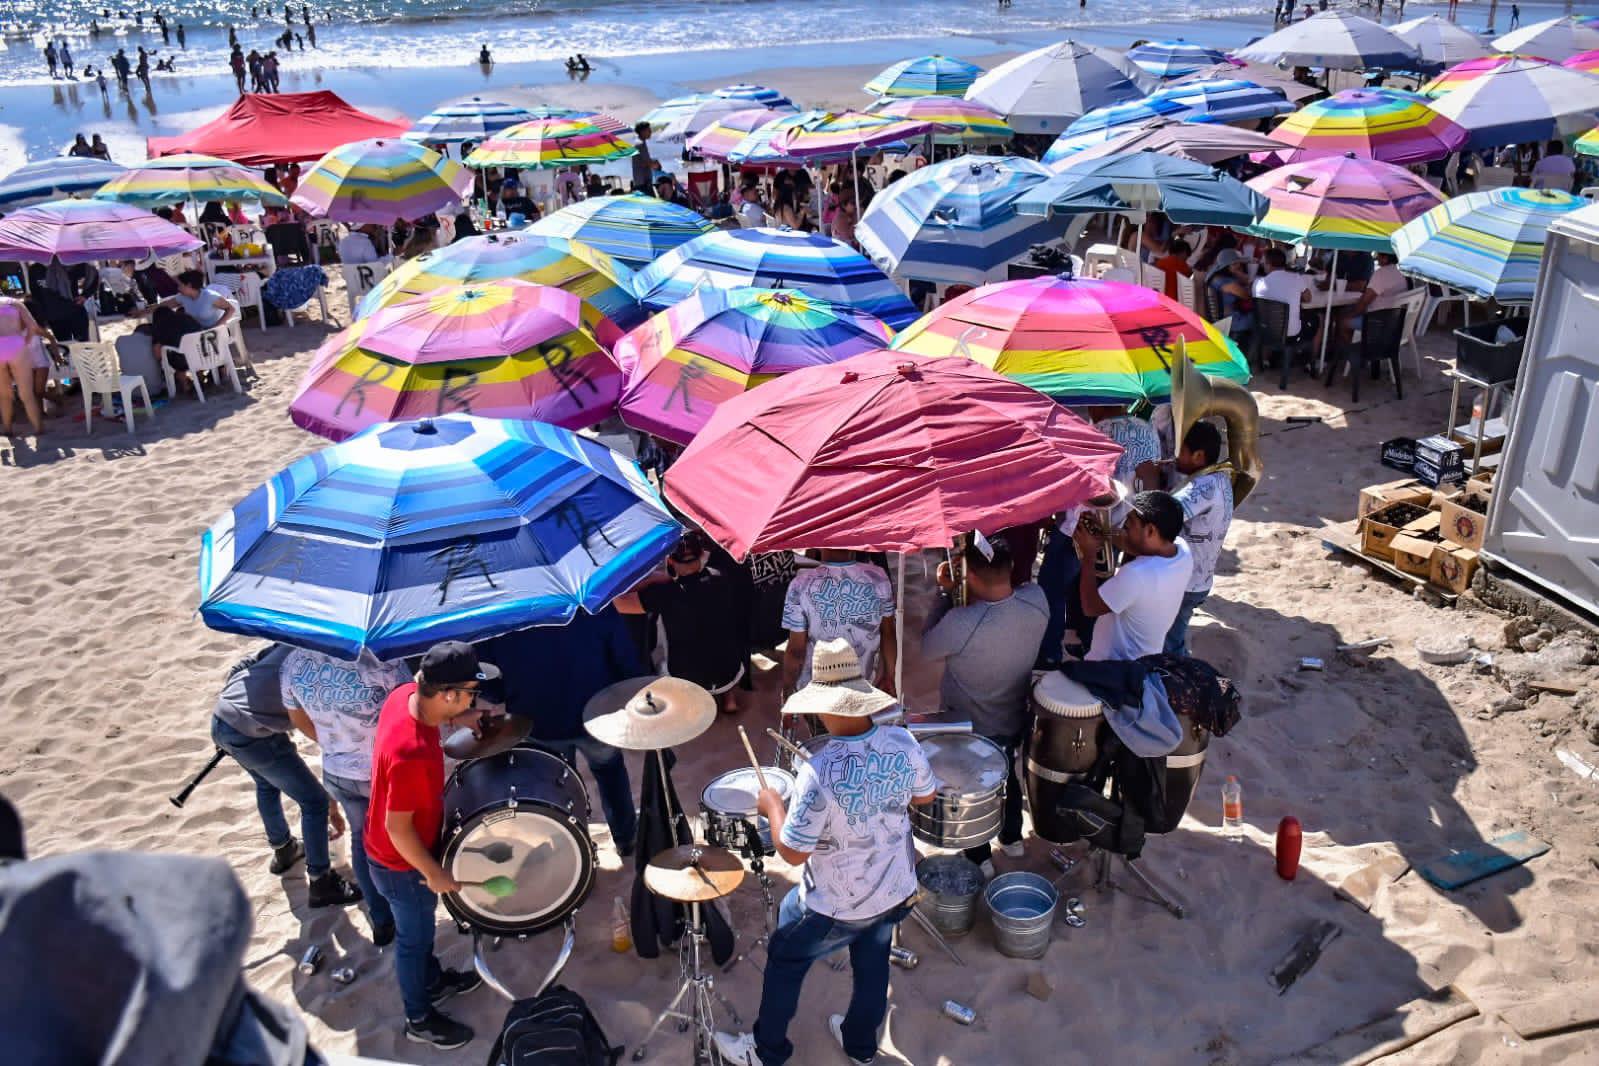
left=1221, top=776, right=1244, bottom=838
left=610, top=895, right=632, bottom=953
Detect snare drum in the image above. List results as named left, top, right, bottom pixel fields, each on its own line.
left=1027, top=672, right=1107, bottom=844
left=700, top=766, right=796, bottom=858
left=440, top=746, right=595, bottom=937
left=911, top=733, right=1007, bottom=849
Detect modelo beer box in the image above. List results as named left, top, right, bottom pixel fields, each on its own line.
left=1379, top=437, right=1417, bottom=475
left=1411, top=435, right=1465, bottom=488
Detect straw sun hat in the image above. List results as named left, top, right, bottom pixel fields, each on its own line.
left=780, top=638, right=897, bottom=719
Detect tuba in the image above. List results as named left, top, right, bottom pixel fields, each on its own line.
left=1171, top=342, right=1262, bottom=505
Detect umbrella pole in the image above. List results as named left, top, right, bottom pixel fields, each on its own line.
left=1318, top=248, right=1339, bottom=375
left=894, top=551, right=906, bottom=706
left=852, top=149, right=863, bottom=221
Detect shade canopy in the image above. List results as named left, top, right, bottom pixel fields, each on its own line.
left=1232, top=12, right=1420, bottom=70
left=403, top=98, right=536, bottom=144
left=290, top=138, right=474, bottom=224
left=1392, top=187, right=1586, bottom=304
left=713, top=84, right=794, bottom=108
left=465, top=119, right=637, bottom=170
left=1422, top=57, right=1599, bottom=151
left=1172, top=61, right=1323, bottom=103
left=93, top=153, right=288, bottom=207
left=1492, top=15, right=1599, bottom=63
left=1047, top=119, right=1284, bottom=169
left=869, top=97, right=1014, bottom=145
left=686, top=108, right=800, bottom=161
left=147, top=91, right=410, bottom=166
left=865, top=55, right=985, bottom=98
left=1245, top=154, right=1446, bottom=251
left=1064, top=79, right=1294, bottom=138
left=1566, top=50, right=1599, bottom=76
left=770, top=111, right=931, bottom=161
left=0, top=157, right=127, bottom=208
left=1016, top=151, right=1268, bottom=227
left=964, top=39, right=1157, bottom=135
left=1262, top=89, right=1468, bottom=165
left=1421, top=53, right=1546, bottom=95
left=1391, top=15, right=1492, bottom=69
left=0, top=199, right=202, bottom=264
left=528, top=192, right=715, bottom=270
left=1127, top=40, right=1227, bottom=79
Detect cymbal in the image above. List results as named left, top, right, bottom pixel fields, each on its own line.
left=644, top=845, right=745, bottom=903
left=442, top=712, right=533, bottom=761
left=583, top=675, right=715, bottom=751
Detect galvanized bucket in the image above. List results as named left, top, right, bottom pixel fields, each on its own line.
left=984, top=871, right=1057, bottom=959
left=915, top=854, right=984, bottom=937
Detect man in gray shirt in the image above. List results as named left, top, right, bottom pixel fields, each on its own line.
left=922, top=535, right=1048, bottom=875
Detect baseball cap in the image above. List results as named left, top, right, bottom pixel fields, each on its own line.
left=418, top=641, right=501, bottom=687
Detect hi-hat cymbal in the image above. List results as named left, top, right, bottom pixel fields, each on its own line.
left=442, top=712, right=532, bottom=761
left=644, top=845, right=745, bottom=902
left=583, top=675, right=715, bottom=751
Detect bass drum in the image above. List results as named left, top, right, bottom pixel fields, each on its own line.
left=440, top=746, right=595, bottom=937
left=1026, top=672, right=1106, bottom=845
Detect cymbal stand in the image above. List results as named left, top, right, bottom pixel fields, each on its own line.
left=632, top=895, right=741, bottom=1064
left=722, top=847, right=777, bottom=974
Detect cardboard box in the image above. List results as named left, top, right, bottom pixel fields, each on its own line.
left=1392, top=533, right=1438, bottom=578
left=1413, top=435, right=1466, bottom=488
left=1358, top=478, right=1434, bottom=519
left=1360, top=500, right=1434, bottom=562
left=1439, top=486, right=1491, bottom=551
left=1469, top=467, right=1495, bottom=493
left=1430, top=541, right=1480, bottom=594
left=1380, top=437, right=1417, bottom=476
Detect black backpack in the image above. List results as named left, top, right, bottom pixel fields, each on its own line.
left=486, top=985, right=621, bottom=1066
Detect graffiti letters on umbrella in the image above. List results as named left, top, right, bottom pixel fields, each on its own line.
left=430, top=537, right=499, bottom=605
left=335, top=359, right=399, bottom=418
left=253, top=535, right=310, bottom=586
left=1137, top=325, right=1175, bottom=369
left=541, top=343, right=597, bottom=404
left=663, top=357, right=709, bottom=413
left=436, top=365, right=480, bottom=416
left=549, top=498, right=618, bottom=565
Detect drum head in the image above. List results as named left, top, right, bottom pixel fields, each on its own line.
left=1032, top=672, right=1104, bottom=718
left=702, top=767, right=795, bottom=816
left=444, top=807, right=591, bottom=934
left=920, top=734, right=1007, bottom=794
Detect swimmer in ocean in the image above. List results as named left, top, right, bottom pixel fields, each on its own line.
left=479, top=44, right=493, bottom=67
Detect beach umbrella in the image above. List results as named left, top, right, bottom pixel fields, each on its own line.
left=890, top=275, right=1250, bottom=405
left=1172, top=61, right=1323, bottom=104
left=1047, top=119, right=1284, bottom=169
left=713, top=84, right=794, bottom=109
left=527, top=192, right=714, bottom=271
left=1391, top=16, right=1491, bottom=69
left=770, top=111, right=933, bottom=161
left=1127, top=40, right=1227, bottom=80
left=1066, top=79, right=1294, bottom=138
left=724, top=111, right=819, bottom=166
left=864, top=55, right=984, bottom=99
left=1392, top=187, right=1585, bottom=304
left=650, top=95, right=786, bottom=145
left=1232, top=11, right=1420, bottom=71
left=93, top=153, right=287, bottom=207
left=1015, top=151, right=1269, bottom=229
left=403, top=97, right=536, bottom=144
left=289, top=138, right=474, bottom=224
left=1577, top=127, right=1599, bottom=156
left=1493, top=15, right=1599, bottom=63
left=686, top=108, right=798, bottom=161
left=521, top=106, right=629, bottom=135
left=465, top=118, right=637, bottom=170
left=965, top=39, right=1157, bottom=135
left=358, top=233, right=645, bottom=341
left=1563, top=50, right=1599, bottom=76
left=615, top=287, right=894, bottom=445
left=0, top=156, right=127, bottom=208
left=1421, top=58, right=1599, bottom=151
left=633, top=227, right=921, bottom=329
left=870, top=97, right=1014, bottom=146
left=1420, top=54, right=1548, bottom=95
left=197, top=413, right=681, bottom=661
left=1261, top=89, right=1468, bottom=166
left=855, top=155, right=1058, bottom=286
left=640, top=93, right=722, bottom=134
left=0, top=198, right=201, bottom=265
left=290, top=281, right=623, bottom=442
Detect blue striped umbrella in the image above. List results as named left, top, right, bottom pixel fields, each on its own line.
left=1127, top=40, right=1227, bottom=80
left=724, top=111, right=818, bottom=166
left=865, top=55, right=985, bottom=98
left=198, top=414, right=681, bottom=660
left=0, top=156, right=127, bottom=208
left=856, top=155, right=1058, bottom=286
left=403, top=97, right=536, bottom=144
left=1065, top=78, right=1293, bottom=138
left=713, top=83, right=794, bottom=109
left=528, top=192, right=715, bottom=270
left=633, top=228, right=921, bottom=329
left=1064, top=96, right=1183, bottom=137
left=1392, top=187, right=1585, bottom=304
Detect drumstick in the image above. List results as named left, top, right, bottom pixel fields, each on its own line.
left=737, top=725, right=770, bottom=792
left=765, top=727, right=811, bottom=764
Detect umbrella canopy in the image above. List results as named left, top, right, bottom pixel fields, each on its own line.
left=687, top=108, right=799, bottom=161
left=403, top=97, right=535, bottom=144
left=465, top=119, right=637, bottom=170
left=640, top=93, right=721, bottom=133
left=1064, top=79, right=1294, bottom=140
left=855, top=155, right=1058, bottom=286
left=633, top=228, right=920, bottom=329
left=1172, top=61, right=1323, bottom=103
left=713, top=84, right=794, bottom=109
left=869, top=97, right=1014, bottom=146
left=1421, top=53, right=1548, bottom=95
left=1262, top=89, right=1468, bottom=165
left=0, top=198, right=201, bottom=265
left=1047, top=118, right=1284, bottom=169
left=358, top=233, right=645, bottom=342
left=964, top=39, right=1157, bottom=135
left=527, top=192, right=715, bottom=270
left=1127, top=40, right=1227, bottom=80
left=725, top=111, right=819, bottom=167
left=1015, top=151, right=1268, bottom=226
left=93, top=153, right=287, bottom=207
left=290, top=281, right=622, bottom=441
left=146, top=90, right=409, bottom=167
left=198, top=413, right=681, bottom=660
left=891, top=275, right=1250, bottom=405
left=1245, top=154, right=1446, bottom=251
left=1232, top=11, right=1420, bottom=71
left=865, top=55, right=984, bottom=98
left=289, top=138, right=474, bottom=224
left=770, top=111, right=932, bottom=161
left=662, top=349, right=1123, bottom=556
left=1493, top=15, right=1599, bottom=63
left=1422, top=57, right=1599, bottom=151
left=1577, top=127, right=1599, bottom=156
left=1392, top=187, right=1586, bottom=304
left=520, top=107, right=629, bottom=135
left=1392, top=15, right=1491, bottom=69
left=649, top=95, right=782, bottom=145
left=1563, top=50, right=1599, bottom=76
left=0, top=157, right=127, bottom=208
left=616, top=287, right=894, bottom=445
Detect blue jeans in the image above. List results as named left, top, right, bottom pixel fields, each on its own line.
left=210, top=715, right=330, bottom=877
left=1037, top=531, right=1093, bottom=666
left=367, top=863, right=443, bottom=1022
left=323, top=771, right=392, bottom=930
left=542, top=735, right=636, bottom=850
left=1163, top=590, right=1210, bottom=657
left=753, top=889, right=914, bottom=1066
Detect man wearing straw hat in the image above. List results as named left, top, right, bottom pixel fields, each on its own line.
left=715, top=639, right=935, bottom=1066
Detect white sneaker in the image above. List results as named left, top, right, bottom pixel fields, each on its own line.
left=1000, top=841, right=1026, bottom=859
left=979, top=859, right=996, bottom=880
left=829, top=1014, right=876, bottom=1064
left=714, top=1030, right=760, bottom=1066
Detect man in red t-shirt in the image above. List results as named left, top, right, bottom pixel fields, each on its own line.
left=365, top=641, right=498, bottom=1050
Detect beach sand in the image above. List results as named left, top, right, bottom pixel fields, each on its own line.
left=3, top=277, right=1597, bottom=1064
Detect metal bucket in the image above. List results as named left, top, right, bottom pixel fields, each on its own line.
left=915, top=854, right=984, bottom=937
left=984, top=871, right=1058, bottom=959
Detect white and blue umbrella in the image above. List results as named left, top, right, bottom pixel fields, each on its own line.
left=1232, top=11, right=1420, bottom=71
left=0, top=156, right=127, bottom=208
left=198, top=415, right=682, bottom=661
left=855, top=155, right=1057, bottom=286
left=713, top=83, right=794, bottom=109
left=528, top=191, right=715, bottom=270
left=1493, top=15, right=1599, bottom=63
left=1017, top=152, right=1268, bottom=227
left=646, top=94, right=777, bottom=145
left=1127, top=40, right=1227, bottom=80
left=403, top=97, right=536, bottom=145
left=1061, top=78, right=1294, bottom=141
left=1424, top=57, right=1599, bottom=151
left=865, top=54, right=985, bottom=98
left=965, top=39, right=1157, bottom=135
left=1391, top=15, right=1490, bottom=70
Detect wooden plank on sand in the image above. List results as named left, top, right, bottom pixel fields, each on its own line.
left=1293, top=986, right=1479, bottom=1064
left=1502, top=986, right=1599, bottom=1040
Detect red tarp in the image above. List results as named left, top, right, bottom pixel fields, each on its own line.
left=147, top=91, right=409, bottom=167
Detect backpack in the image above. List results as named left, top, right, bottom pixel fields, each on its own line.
left=486, top=985, right=621, bottom=1066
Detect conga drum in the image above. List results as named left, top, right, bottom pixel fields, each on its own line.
left=1027, top=673, right=1106, bottom=844
left=1161, top=710, right=1212, bottom=830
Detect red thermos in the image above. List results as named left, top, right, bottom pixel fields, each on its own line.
left=1275, top=816, right=1302, bottom=880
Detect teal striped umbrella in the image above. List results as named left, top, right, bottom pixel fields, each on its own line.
left=865, top=55, right=984, bottom=98
left=528, top=192, right=716, bottom=270
left=1392, top=187, right=1586, bottom=304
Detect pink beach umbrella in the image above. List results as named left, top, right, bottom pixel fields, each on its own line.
left=0, top=198, right=201, bottom=264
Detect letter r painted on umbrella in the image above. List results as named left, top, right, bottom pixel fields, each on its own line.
left=550, top=499, right=619, bottom=565
left=430, top=537, right=499, bottom=605
left=437, top=365, right=479, bottom=415
left=542, top=343, right=596, bottom=403
left=335, top=360, right=397, bottom=418
left=664, top=358, right=709, bottom=413
left=1137, top=325, right=1174, bottom=366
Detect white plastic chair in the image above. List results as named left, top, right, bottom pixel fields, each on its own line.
left=224, top=224, right=267, bottom=248
left=213, top=271, right=271, bottom=334
left=1139, top=261, right=1166, bottom=292
left=307, top=220, right=342, bottom=264
left=340, top=259, right=394, bottom=321
left=67, top=340, right=154, bottom=433
left=1394, top=287, right=1429, bottom=378
left=1176, top=271, right=1197, bottom=315
left=1084, top=243, right=1137, bottom=279
left=160, top=326, right=241, bottom=402
left=1581, top=186, right=1599, bottom=201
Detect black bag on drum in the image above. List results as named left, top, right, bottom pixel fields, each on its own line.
left=487, top=984, right=621, bottom=1066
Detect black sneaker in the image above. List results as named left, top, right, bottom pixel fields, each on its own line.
left=404, top=1009, right=474, bottom=1050
left=270, top=838, right=303, bottom=875
left=371, top=922, right=395, bottom=948
left=308, top=870, right=362, bottom=908
left=428, top=967, right=482, bottom=1006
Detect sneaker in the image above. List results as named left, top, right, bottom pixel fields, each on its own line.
left=404, top=1009, right=473, bottom=1050
left=1000, top=841, right=1026, bottom=860
left=829, top=1014, right=876, bottom=1064
left=713, top=1030, right=760, bottom=1066
left=979, top=859, right=996, bottom=880
left=308, top=870, right=362, bottom=908
left=269, top=838, right=303, bottom=875
left=370, top=922, right=395, bottom=948
left=428, top=966, right=482, bottom=1007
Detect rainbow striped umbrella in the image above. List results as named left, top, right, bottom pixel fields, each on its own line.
left=0, top=198, right=202, bottom=264
left=1263, top=89, right=1468, bottom=165
left=93, top=153, right=287, bottom=207
left=522, top=106, right=629, bottom=135
left=686, top=108, right=797, bottom=161
left=403, top=98, right=535, bottom=144
left=1423, top=57, right=1599, bottom=150
left=1563, top=49, right=1599, bottom=75
left=890, top=275, right=1250, bottom=405
left=870, top=97, right=1014, bottom=145
left=865, top=55, right=985, bottom=98
left=358, top=233, right=645, bottom=344
left=771, top=111, right=932, bottom=161
left=713, top=84, right=794, bottom=109
left=1245, top=154, right=1446, bottom=252
left=724, top=111, right=818, bottom=166
left=1421, top=53, right=1548, bottom=95
left=527, top=191, right=715, bottom=270
left=292, top=281, right=622, bottom=442
left=616, top=288, right=894, bottom=444
left=290, top=138, right=474, bottom=224
left=1127, top=40, right=1226, bottom=80
left=1577, top=127, right=1599, bottom=155
left=465, top=118, right=637, bottom=170
left=1393, top=187, right=1585, bottom=303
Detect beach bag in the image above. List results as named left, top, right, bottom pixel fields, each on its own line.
left=486, top=985, right=620, bottom=1066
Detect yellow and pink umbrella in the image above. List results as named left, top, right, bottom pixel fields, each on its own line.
left=290, top=138, right=474, bottom=224
left=1421, top=53, right=1549, bottom=95
left=92, top=153, right=286, bottom=207
left=465, top=118, right=637, bottom=170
